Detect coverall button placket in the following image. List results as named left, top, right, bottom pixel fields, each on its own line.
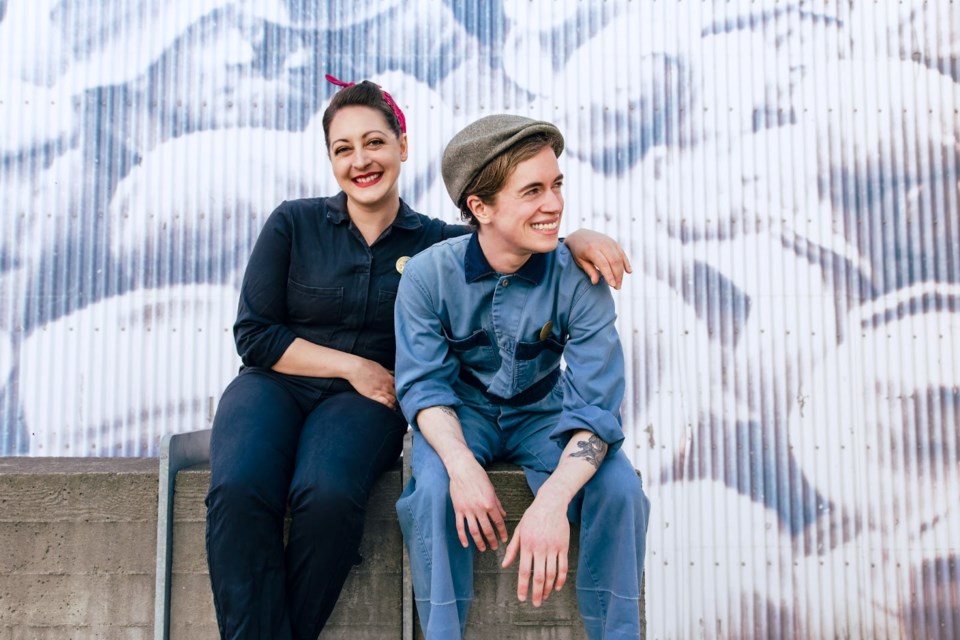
left=345, top=225, right=372, bottom=354
left=490, top=277, right=517, bottom=398
left=492, top=276, right=534, bottom=400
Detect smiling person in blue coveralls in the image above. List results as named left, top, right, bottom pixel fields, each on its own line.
left=394, top=115, right=651, bottom=639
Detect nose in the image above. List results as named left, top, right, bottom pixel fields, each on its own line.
left=543, top=188, right=563, bottom=213
left=352, top=147, right=369, bottom=169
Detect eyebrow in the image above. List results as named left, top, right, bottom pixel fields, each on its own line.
left=331, top=129, right=389, bottom=146
left=517, top=173, right=564, bottom=192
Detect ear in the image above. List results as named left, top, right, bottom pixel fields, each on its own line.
left=399, top=133, right=408, bottom=162
left=466, top=195, right=491, bottom=225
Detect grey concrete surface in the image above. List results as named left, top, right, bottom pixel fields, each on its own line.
left=0, top=458, right=158, bottom=640
left=0, top=454, right=644, bottom=639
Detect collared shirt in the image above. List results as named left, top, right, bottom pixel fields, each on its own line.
left=395, top=233, right=626, bottom=449
left=234, top=192, right=467, bottom=393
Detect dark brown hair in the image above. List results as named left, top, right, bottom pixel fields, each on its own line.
left=458, top=132, right=562, bottom=228
left=321, top=81, right=403, bottom=148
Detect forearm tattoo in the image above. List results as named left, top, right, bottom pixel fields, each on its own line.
left=439, top=406, right=458, bottom=421
left=569, top=434, right=608, bottom=469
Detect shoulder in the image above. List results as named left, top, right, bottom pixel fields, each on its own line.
left=266, top=197, right=328, bottom=226
left=397, top=200, right=471, bottom=242
left=550, top=244, right=613, bottom=305
left=404, top=235, right=470, bottom=280
left=551, top=244, right=589, bottom=283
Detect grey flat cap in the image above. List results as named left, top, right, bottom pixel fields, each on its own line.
left=441, top=114, right=564, bottom=206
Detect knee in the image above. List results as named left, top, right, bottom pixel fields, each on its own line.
left=589, top=458, right=646, bottom=515
left=207, top=472, right=282, bottom=518
left=289, top=474, right=363, bottom=524
left=415, top=473, right=452, bottom=506
left=401, top=464, right=452, bottom=519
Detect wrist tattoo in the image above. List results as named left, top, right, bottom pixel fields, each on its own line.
left=569, top=434, right=608, bottom=469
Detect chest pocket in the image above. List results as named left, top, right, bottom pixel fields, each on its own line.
left=286, top=280, right=343, bottom=326
left=447, top=328, right=500, bottom=372
left=514, top=335, right=565, bottom=389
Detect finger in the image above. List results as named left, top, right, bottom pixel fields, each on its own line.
left=492, top=502, right=509, bottom=543
left=555, top=550, right=569, bottom=592
left=517, top=547, right=532, bottom=602
left=573, top=255, right=601, bottom=285
left=543, top=553, right=557, bottom=602
left=595, top=252, right=624, bottom=289
left=456, top=513, right=469, bottom=549
left=478, top=514, right=499, bottom=551
left=466, top=515, right=486, bottom=551
left=502, top=531, right=521, bottom=568
left=531, top=553, right=547, bottom=607
left=621, top=247, right=633, bottom=274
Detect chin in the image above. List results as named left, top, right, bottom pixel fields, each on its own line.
left=539, top=237, right=561, bottom=253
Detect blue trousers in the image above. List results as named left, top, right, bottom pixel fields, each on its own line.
left=205, top=368, right=407, bottom=640
left=396, top=383, right=650, bottom=640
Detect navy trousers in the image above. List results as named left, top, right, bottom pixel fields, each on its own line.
left=205, top=368, right=407, bottom=640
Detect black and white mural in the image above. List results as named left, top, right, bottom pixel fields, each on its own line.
left=1, top=1, right=958, bottom=637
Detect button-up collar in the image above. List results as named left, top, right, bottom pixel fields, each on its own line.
left=324, top=191, right=425, bottom=233
left=463, top=232, right=547, bottom=285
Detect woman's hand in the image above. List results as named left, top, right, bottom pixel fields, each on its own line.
left=273, top=339, right=397, bottom=409
left=347, top=358, right=398, bottom=409
left=563, top=229, right=633, bottom=289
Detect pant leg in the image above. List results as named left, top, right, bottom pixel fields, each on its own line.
left=205, top=371, right=303, bottom=640
left=573, top=452, right=650, bottom=640
left=284, top=392, right=407, bottom=640
left=395, top=400, right=501, bottom=640
left=503, top=401, right=651, bottom=640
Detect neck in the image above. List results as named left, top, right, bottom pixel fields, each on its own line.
left=477, top=232, right=532, bottom=274
left=347, top=193, right=401, bottom=244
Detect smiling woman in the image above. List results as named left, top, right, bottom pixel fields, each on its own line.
left=325, top=103, right=409, bottom=240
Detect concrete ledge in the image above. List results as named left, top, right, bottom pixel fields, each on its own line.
left=0, top=457, right=158, bottom=640
left=1, top=452, right=643, bottom=639
left=169, top=461, right=404, bottom=640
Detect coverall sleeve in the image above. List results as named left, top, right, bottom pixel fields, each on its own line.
left=232, top=204, right=298, bottom=368
left=551, top=278, right=626, bottom=453
left=393, top=258, right=462, bottom=427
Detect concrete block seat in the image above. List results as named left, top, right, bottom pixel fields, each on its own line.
left=154, top=429, right=403, bottom=640
left=155, top=430, right=645, bottom=639
left=0, top=457, right=159, bottom=640
left=0, top=435, right=643, bottom=639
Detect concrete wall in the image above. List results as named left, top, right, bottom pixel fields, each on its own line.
left=0, top=458, right=158, bottom=640
left=0, top=458, right=636, bottom=639
left=168, top=463, right=405, bottom=640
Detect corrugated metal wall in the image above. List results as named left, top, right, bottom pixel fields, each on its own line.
left=1, top=1, right=957, bottom=637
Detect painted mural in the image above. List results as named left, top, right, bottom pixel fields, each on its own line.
left=1, top=1, right=957, bottom=637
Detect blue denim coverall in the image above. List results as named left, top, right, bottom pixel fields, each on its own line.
left=394, top=233, right=650, bottom=639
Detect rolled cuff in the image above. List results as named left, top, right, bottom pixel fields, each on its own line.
left=549, top=404, right=625, bottom=454
left=399, top=381, right=463, bottom=428
left=236, top=324, right=297, bottom=369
